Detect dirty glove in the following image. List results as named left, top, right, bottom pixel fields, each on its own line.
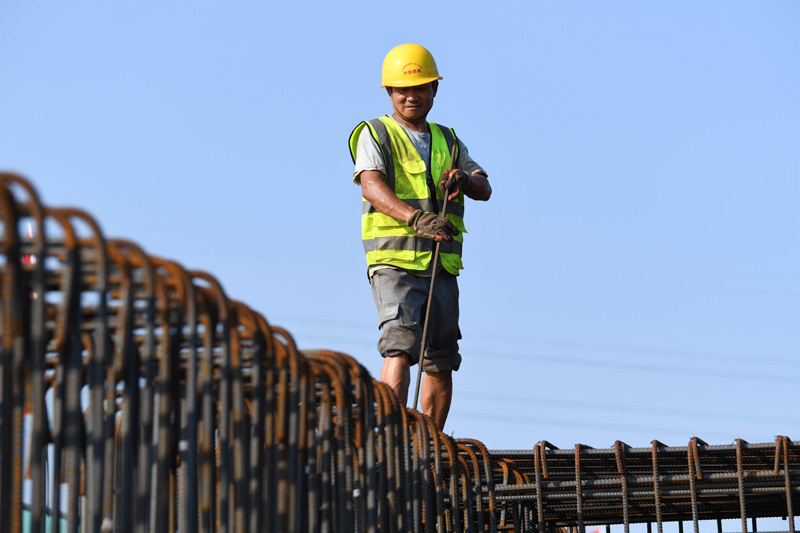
left=438, top=169, right=472, bottom=199
left=407, top=209, right=459, bottom=243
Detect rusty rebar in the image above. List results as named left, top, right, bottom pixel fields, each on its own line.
left=2, top=172, right=798, bottom=533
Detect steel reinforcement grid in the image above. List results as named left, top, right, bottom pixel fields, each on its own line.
left=1, top=172, right=798, bottom=533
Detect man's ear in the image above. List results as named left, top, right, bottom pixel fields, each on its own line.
left=385, top=87, right=393, bottom=97
left=431, top=81, right=439, bottom=97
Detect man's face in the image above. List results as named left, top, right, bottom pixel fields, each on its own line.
left=387, top=82, right=438, bottom=123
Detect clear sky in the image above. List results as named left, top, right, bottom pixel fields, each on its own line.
left=2, top=1, right=798, bottom=458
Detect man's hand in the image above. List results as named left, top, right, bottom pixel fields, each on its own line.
left=438, top=169, right=472, bottom=200
left=407, top=209, right=459, bottom=242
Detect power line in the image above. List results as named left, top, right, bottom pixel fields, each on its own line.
left=447, top=410, right=743, bottom=444
left=468, top=348, right=798, bottom=383
left=466, top=332, right=797, bottom=368
left=457, top=390, right=799, bottom=426
left=269, top=313, right=797, bottom=368
left=288, top=329, right=797, bottom=383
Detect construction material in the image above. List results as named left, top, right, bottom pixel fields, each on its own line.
left=489, top=438, right=798, bottom=533
left=1, top=172, right=797, bottom=532
left=413, top=144, right=458, bottom=413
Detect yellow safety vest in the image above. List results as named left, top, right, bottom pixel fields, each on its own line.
left=349, top=116, right=466, bottom=275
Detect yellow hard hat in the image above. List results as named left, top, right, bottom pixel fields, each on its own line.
left=380, top=43, right=443, bottom=88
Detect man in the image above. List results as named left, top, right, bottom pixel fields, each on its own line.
left=349, top=43, right=492, bottom=431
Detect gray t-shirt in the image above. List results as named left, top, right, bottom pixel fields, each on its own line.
left=352, top=116, right=487, bottom=184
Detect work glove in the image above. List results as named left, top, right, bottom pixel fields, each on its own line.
left=407, top=209, right=459, bottom=243
left=438, top=169, right=471, bottom=200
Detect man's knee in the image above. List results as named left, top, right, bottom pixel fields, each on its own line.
left=425, top=369, right=451, bottom=380
left=423, top=369, right=452, bottom=389
left=381, top=353, right=413, bottom=403
left=381, top=353, right=412, bottom=385
left=384, top=352, right=413, bottom=369
left=421, top=350, right=461, bottom=373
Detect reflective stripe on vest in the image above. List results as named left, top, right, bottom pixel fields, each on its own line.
left=349, top=116, right=466, bottom=274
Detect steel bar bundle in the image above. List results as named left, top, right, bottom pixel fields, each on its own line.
left=489, top=438, right=798, bottom=533
left=0, top=172, right=798, bottom=532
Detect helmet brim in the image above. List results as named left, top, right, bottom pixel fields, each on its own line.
left=379, top=76, right=443, bottom=89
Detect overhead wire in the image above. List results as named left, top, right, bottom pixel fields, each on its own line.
left=456, top=390, right=799, bottom=426
left=446, top=410, right=743, bottom=443
left=284, top=328, right=797, bottom=383
left=269, top=312, right=798, bottom=369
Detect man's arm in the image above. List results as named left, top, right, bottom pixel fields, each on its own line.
left=361, top=169, right=459, bottom=242
left=360, top=170, right=416, bottom=222
left=463, top=173, right=492, bottom=201
left=440, top=170, right=492, bottom=202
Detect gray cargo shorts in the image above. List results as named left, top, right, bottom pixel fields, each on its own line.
left=370, top=267, right=462, bottom=373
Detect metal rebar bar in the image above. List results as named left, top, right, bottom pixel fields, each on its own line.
left=2, top=173, right=798, bottom=533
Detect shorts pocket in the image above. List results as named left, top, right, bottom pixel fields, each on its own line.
left=378, top=303, right=400, bottom=330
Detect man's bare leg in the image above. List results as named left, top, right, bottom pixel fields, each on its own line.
left=420, top=370, right=452, bottom=431
left=380, top=354, right=412, bottom=406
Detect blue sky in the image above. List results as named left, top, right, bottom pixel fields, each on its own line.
left=2, top=0, right=798, bottom=458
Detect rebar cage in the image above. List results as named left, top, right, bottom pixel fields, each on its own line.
left=1, top=173, right=797, bottom=532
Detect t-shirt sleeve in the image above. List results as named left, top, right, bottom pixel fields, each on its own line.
left=353, top=128, right=386, bottom=185
left=455, top=138, right=488, bottom=177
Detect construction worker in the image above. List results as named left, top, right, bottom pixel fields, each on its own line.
left=349, top=43, right=492, bottom=431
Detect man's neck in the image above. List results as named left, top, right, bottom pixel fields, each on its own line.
left=391, top=112, right=429, bottom=133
